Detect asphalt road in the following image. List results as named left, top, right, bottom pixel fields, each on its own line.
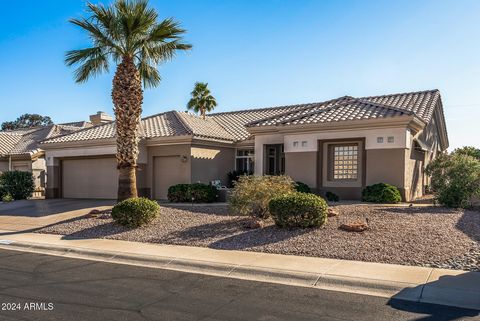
left=0, top=249, right=478, bottom=321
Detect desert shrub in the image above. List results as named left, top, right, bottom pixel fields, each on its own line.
left=325, top=191, right=339, bottom=202
left=227, top=170, right=252, bottom=188
left=2, top=193, right=13, bottom=202
left=295, top=181, right=311, bottom=193
left=167, top=183, right=217, bottom=203
left=111, top=197, right=160, bottom=227
left=269, top=192, right=328, bottom=228
left=362, top=183, right=402, bottom=204
left=229, top=175, right=295, bottom=218
left=426, top=153, right=480, bottom=208
left=0, top=171, right=35, bottom=200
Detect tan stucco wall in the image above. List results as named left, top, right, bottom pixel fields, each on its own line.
left=190, top=145, right=235, bottom=186
left=285, top=152, right=317, bottom=188
left=147, top=144, right=192, bottom=198
left=365, top=149, right=405, bottom=189
left=0, top=161, right=8, bottom=173
left=404, top=147, right=425, bottom=201
left=365, top=148, right=426, bottom=201
left=46, top=164, right=60, bottom=198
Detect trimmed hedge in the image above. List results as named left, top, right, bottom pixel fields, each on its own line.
left=295, top=181, right=311, bottom=193
left=0, top=171, right=35, bottom=200
left=111, top=197, right=160, bottom=228
left=269, top=192, right=328, bottom=228
left=167, top=183, right=217, bottom=203
left=362, top=183, right=402, bottom=204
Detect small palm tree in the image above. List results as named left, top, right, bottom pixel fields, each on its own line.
left=65, top=0, right=191, bottom=201
left=187, top=82, right=217, bottom=119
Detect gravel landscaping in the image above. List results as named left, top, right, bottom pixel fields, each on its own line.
left=37, top=204, right=480, bottom=271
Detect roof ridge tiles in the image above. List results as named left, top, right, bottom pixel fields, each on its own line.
left=360, top=89, right=439, bottom=100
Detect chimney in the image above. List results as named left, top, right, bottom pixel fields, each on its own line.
left=89, top=111, right=113, bottom=126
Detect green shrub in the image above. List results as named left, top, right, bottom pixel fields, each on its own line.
left=167, top=183, right=217, bottom=203
left=362, top=183, right=402, bottom=204
left=229, top=175, right=295, bottom=218
left=2, top=193, right=13, bottom=202
left=269, top=192, right=328, bottom=228
left=111, top=198, right=160, bottom=228
left=295, top=181, right=311, bottom=193
left=426, top=153, right=480, bottom=208
left=0, top=171, right=35, bottom=200
left=325, top=191, right=339, bottom=202
left=453, top=146, right=480, bottom=160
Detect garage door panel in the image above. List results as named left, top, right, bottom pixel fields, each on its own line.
left=62, top=158, right=118, bottom=199
left=154, top=156, right=186, bottom=200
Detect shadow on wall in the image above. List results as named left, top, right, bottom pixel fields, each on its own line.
left=388, top=272, right=480, bottom=320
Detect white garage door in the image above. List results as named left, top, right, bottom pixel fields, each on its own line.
left=62, top=158, right=118, bottom=199
left=154, top=156, right=185, bottom=200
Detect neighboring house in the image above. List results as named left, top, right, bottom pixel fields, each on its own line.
left=0, top=121, right=93, bottom=194
left=40, top=89, right=448, bottom=201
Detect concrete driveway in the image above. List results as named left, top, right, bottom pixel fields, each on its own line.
left=0, top=199, right=115, bottom=217
left=0, top=199, right=115, bottom=233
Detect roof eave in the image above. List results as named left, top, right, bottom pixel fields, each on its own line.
left=40, top=138, right=117, bottom=149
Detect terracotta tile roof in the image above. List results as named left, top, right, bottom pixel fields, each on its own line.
left=40, top=89, right=444, bottom=145
left=359, top=89, right=440, bottom=123
left=0, top=124, right=88, bottom=156
left=43, top=111, right=237, bottom=144
left=207, top=104, right=310, bottom=141
left=247, top=89, right=440, bottom=128
left=175, top=112, right=236, bottom=142
left=142, top=112, right=191, bottom=138
left=41, top=122, right=116, bottom=144
left=0, top=132, right=23, bottom=156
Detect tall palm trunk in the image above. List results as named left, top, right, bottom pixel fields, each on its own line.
left=112, top=56, right=143, bottom=201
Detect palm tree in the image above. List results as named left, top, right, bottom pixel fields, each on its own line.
left=65, top=0, right=191, bottom=201
left=187, top=82, right=217, bottom=119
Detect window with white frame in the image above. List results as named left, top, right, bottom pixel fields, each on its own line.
left=331, top=144, right=358, bottom=180
left=235, top=149, right=255, bottom=173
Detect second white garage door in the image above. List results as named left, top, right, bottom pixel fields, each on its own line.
left=153, top=156, right=186, bottom=200
left=62, top=158, right=118, bottom=199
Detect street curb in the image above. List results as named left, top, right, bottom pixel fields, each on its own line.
left=0, top=240, right=479, bottom=311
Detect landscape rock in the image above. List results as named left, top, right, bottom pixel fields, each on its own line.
left=327, top=208, right=339, bottom=217
left=339, top=221, right=368, bottom=232
left=243, top=218, right=264, bottom=229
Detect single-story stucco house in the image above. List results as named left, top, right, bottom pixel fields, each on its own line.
left=0, top=122, right=91, bottom=194
left=40, top=89, right=448, bottom=201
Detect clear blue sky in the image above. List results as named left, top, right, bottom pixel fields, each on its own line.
left=1, top=0, right=479, bottom=149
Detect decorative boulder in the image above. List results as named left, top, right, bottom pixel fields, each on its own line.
left=327, top=208, right=339, bottom=217
left=339, top=221, right=368, bottom=232
left=243, top=218, right=264, bottom=229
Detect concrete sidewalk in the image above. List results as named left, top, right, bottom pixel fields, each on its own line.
left=0, top=229, right=479, bottom=311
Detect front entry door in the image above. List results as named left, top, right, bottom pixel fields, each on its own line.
left=264, top=144, right=285, bottom=175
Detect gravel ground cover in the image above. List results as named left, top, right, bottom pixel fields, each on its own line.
left=37, top=204, right=480, bottom=271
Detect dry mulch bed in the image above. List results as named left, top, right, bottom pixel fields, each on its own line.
left=37, top=204, right=480, bottom=271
